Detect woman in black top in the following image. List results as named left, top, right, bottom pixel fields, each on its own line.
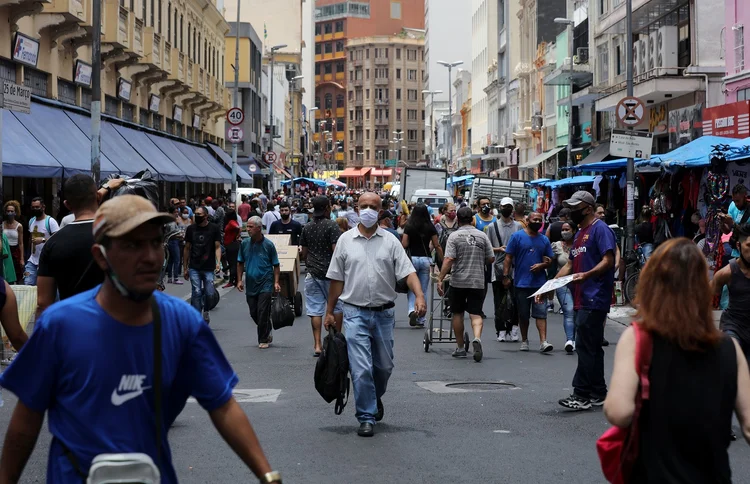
left=402, top=204, right=443, bottom=327
left=605, top=238, right=750, bottom=483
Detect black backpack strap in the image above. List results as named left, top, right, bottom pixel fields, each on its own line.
left=151, top=297, right=163, bottom=471
left=492, top=221, right=503, bottom=247
left=334, top=376, right=350, bottom=415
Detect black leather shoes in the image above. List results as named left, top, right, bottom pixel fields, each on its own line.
left=357, top=422, right=374, bottom=437
left=375, top=398, right=384, bottom=422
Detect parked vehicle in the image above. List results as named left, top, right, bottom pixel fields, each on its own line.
left=400, top=168, right=448, bottom=206
left=469, top=176, right=528, bottom=206
left=410, top=189, right=453, bottom=210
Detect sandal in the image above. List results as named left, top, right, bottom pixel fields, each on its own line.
left=259, top=343, right=270, bottom=349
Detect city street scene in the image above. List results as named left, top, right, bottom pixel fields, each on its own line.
left=1, top=0, right=750, bottom=482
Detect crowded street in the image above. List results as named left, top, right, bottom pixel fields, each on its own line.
left=2, top=277, right=748, bottom=483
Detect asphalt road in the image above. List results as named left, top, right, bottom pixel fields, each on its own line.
left=1, top=277, right=748, bottom=483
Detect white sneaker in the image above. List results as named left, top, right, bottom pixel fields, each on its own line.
left=496, top=331, right=507, bottom=342
left=564, top=340, right=574, bottom=354
left=520, top=340, right=530, bottom=352
left=510, top=326, right=520, bottom=342
left=540, top=341, right=553, bottom=353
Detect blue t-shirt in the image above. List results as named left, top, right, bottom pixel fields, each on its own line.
left=474, top=213, right=497, bottom=233
left=728, top=201, right=748, bottom=257
left=505, top=230, right=554, bottom=288
left=0, top=288, right=238, bottom=484
left=237, top=236, right=280, bottom=296
left=570, top=218, right=617, bottom=312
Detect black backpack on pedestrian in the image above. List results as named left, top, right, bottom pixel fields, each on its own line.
left=314, top=327, right=350, bottom=415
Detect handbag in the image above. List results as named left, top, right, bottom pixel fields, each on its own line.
left=596, top=322, right=653, bottom=484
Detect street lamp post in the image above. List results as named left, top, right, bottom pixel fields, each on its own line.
left=230, top=2, right=242, bottom=198
left=554, top=18, right=575, bottom=172
left=625, top=0, right=635, bottom=254
left=267, top=44, right=287, bottom=195
left=307, top=106, right=319, bottom=177
left=289, top=74, right=304, bottom=193
left=422, top=89, right=443, bottom=168
left=437, top=61, right=463, bottom=190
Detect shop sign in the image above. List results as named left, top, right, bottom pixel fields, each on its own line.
left=117, top=78, right=132, bottom=101
left=702, top=100, right=750, bottom=139
left=668, top=103, right=703, bottom=149
left=12, top=33, right=39, bottom=68
left=581, top=121, right=592, bottom=144
left=149, top=94, right=160, bottom=112
left=610, top=129, right=653, bottom=159
left=73, top=61, right=92, bottom=87
left=173, top=105, right=183, bottom=122
left=648, top=104, right=667, bottom=133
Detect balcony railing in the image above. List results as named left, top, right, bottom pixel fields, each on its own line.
left=375, top=98, right=389, bottom=105
left=103, top=5, right=130, bottom=48
left=187, top=60, right=193, bottom=87
left=374, top=78, right=388, bottom=85
left=374, top=57, right=388, bottom=65
left=163, top=42, right=171, bottom=72
left=133, top=19, right=143, bottom=55
left=178, top=53, right=184, bottom=80
left=375, top=118, right=388, bottom=126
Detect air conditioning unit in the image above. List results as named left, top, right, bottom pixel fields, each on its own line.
left=531, top=115, right=543, bottom=131
left=575, top=47, right=589, bottom=64
left=632, top=41, right=640, bottom=77
left=637, top=39, right=648, bottom=78
left=655, top=26, right=679, bottom=75
left=647, top=32, right=657, bottom=73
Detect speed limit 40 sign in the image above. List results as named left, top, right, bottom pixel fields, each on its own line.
left=226, top=107, right=244, bottom=126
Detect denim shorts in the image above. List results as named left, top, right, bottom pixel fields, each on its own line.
left=514, top=287, right=547, bottom=321
left=304, top=273, right=343, bottom=317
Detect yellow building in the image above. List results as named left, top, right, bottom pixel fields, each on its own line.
left=0, top=0, right=240, bottom=204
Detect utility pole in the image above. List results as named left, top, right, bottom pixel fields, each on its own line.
left=267, top=44, right=287, bottom=195
left=290, top=75, right=304, bottom=194
left=625, top=0, right=635, bottom=254
left=230, top=2, right=241, bottom=198
left=438, top=61, right=463, bottom=190
left=422, top=89, right=442, bottom=168
left=91, top=0, right=102, bottom=186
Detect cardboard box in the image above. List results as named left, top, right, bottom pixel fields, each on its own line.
left=266, top=234, right=291, bottom=248
left=278, top=257, right=300, bottom=298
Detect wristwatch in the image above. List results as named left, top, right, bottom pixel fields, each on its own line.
left=260, top=471, right=282, bottom=483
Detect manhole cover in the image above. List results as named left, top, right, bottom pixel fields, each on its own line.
left=445, top=382, right=517, bottom=391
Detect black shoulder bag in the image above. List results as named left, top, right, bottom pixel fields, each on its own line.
left=59, top=297, right=163, bottom=480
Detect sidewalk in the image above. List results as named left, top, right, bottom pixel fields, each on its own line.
left=608, top=305, right=723, bottom=327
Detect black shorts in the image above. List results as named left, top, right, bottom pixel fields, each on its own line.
left=449, top=286, right=484, bottom=316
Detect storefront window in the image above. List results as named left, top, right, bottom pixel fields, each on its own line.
left=24, top=68, right=48, bottom=97
left=58, top=79, right=77, bottom=106
left=121, top=102, right=134, bottom=121
left=105, top=96, right=119, bottom=116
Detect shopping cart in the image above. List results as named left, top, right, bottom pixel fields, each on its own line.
left=423, top=272, right=470, bottom=353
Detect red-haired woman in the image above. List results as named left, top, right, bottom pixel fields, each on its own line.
left=604, top=238, right=750, bottom=482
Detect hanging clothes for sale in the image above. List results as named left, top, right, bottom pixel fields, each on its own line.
left=702, top=152, right=732, bottom=262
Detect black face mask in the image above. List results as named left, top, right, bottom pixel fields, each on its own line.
left=194, top=215, right=206, bottom=224
left=281, top=213, right=290, bottom=221
left=481, top=205, right=491, bottom=215
left=31, top=208, right=43, bottom=218
left=528, top=222, right=542, bottom=232
left=500, top=208, right=513, bottom=218
left=570, top=209, right=586, bottom=226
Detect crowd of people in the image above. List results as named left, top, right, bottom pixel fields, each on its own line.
left=0, top=175, right=749, bottom=482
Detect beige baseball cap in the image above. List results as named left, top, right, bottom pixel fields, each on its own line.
left=93, top=195, right=174, bottom=242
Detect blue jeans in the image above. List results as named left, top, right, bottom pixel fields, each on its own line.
left=343, top=303, right=396, bottom=424
left=408, top=256, right=431, bottom=323
left=167, top=239, right=181, bottom=279
left=640, top=242, right=654, bottom=261
left=189, top=269, right=215, bottom=312
left=24, top=261, right=38, bottom=286
left=556, top=286, right=575, bottom=342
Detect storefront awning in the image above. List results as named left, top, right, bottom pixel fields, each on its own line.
left=339, top=168, right=362, bottom=177
left=527, top=178, right=551, bottom=186
left=544, top=175, right=597, bottom=189
left=578, top=142, right=612, bottom=166
left=146, top=133, right=211, bottom=183
left=636, top=135, right=738, bottom=169
left=519, top=147, right=566, bottom=168
left=13, top=102, right=121, bottom=177
left=65, top=111, right=149, bottom=177
left=1, top=109, right=63, bottom=178
left=112, top=124, right=186, bottom=182
left=371, top=168, right=393, bottom=176
left=205, top=143, right=253, bottom=183
left=171, top=141, right=231, bottom=184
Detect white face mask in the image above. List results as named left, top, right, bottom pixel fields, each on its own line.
left=181, top=214, right=189, bottom=219
left=359, top=208, right=378, bottom=228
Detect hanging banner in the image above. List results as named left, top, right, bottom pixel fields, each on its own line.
left=702, top=100, right=750, bottom=139
left=668, top=103, right=703, bottom=149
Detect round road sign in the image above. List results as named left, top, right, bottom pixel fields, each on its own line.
left=226, top=107, right=245, bottom=126
left=248, top=163, right=258, bottom=173
left=227, top=126, right=244, bottom=143
left=616, top=96, right=645, bottom=126
left=266, top=151, right=277, bottom=163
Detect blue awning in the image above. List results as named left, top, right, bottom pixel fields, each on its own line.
left=544, top=175, right=596, bottom=189
left=636, top=135, right=738, bottom=169
left=569, top=158, right=633, bottom=173
left=146, top=133, right=211, bottom=183
left=527, top=178, right=551, bottom=186
left=205, top=143, right=253, bottom=183
left=1, top=109, right=63, bottom=178
left=64, top=110, right=148, bottom=177
left=12, top=102, right=120, bottom=176
left=172, top=142, right=231, bottom=184
left=280, top=177, right=326, bottom=187
left=111, top=124, right=186, bottom=182
left=447, top=174, right=475, bottom=185
left=725, top=137, right=750, bottom=161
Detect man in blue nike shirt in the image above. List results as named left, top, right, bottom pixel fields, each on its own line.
left=0, top=195, right=281, bottom=484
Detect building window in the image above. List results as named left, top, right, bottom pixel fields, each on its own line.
left=122, top=102, right=134, bottom=121
left=337, top=94, right=345, bottom=107
left=335, top=20, right=344, bottom=32
left=337, top=117, right=345, bottom=129
left=105, top=96, right=119, bottom=116
left=408, top=150, right=418, bottom=161
left=391, top=1, right=401, bottom=19
left=366, top=69, right=370, bottom=79
left=324, top=22, right=332, bottom=34
left=158, top=0, right=162, bottom=32
left=396, top=48, right=401, bottom=60
left=396, top=108, right=402, bottom=121
left=81, top=87, right=92, bottom=110
left=408, top=89, right=417, bottom=101
left=324, top=63, right=333, bottom=74
left=396, top=88, right=401, bottom=100
left=735, top=25, right=745, bottom=73
left=325, top=93, right=333, bottom=109
left=366, top=48, right=370, bottom=59
left=24, top=68, right=48, bottom=97
left=396, top=68, right=401, bottom=79
left=499, top=0, right=505, bottom=30
left=325, top=42, right=333, bottom=54
left=336, top=41, right=344, bottom=52
left=336, top=62, right=345, bottom=73
left=315, top=24, right=321, bottom=35
left=58, top=79, right=77, bottom=105
left=407, top=109, right=417, bottom=120
left=597, top=43, right=609, bottom=85
left=738, top=87, right=750, bottom=101
left=407, top=69, right=417, bottom=81
left=315, top=43, right=321, bottom=55
left=599, top=0, right=607, bottom=16
left=366, top=88, right=370, bottom=99
left=407, top=49, right=417, bottom=61
left=315, top=96, right=321, bottom=108
left=315, top=63, right=321, bottom=75
left=408, top=129, right=417, bottom=140
left=154, top=113, right=163, bottom=130
left=150, top=0, right=154, bottom=26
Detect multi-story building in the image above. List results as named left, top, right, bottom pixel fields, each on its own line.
left=423, top=0, right=471, bottom=165
left=344, top=32, right=426, bottom=169
left=470, top=0, right=496, bottom=158
left=453, top=69, right=472, bottom=165
left=591, top=0, right=724, bottom=153
left=313, top=0, right=424, bottom=168
left=0, top=0, right=233, bottom=204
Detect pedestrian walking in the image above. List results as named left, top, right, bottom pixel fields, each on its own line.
left=183, top=207, right=221, bottom=323
left=3, top=201, right=24, bottom=283
left=262, top=201, right=280, bottom=231
left=436, top=206, right=495, bottom=362
left=551, top=221, right=577, bottom=353
left=403, top=204, right=443, bottom=328
left=503, top=211, right=554, bottom=353
left=473, top=196, right=496, bottom=232
left=25, top=197, right=60, bottom=286
left=300, top=197, right=343, bottom=356
left=165, top=206, right=184, bottom=285
left=238, top=195, right=252, bottom=222
left=325, top=192, right=424, bottom=437
left=378, top=210, right=400, bottom=239
left=514, top=202, right=528, bottom=228
left=237, top=216, right=281, bottom=349
left=549, top=191, right=616, bottom=410
left=486, top=197, right=523, bottom=342
left=0, top=195, right=281, bottom=484
left=604, top=238, right=750, bottom=482
left=269, top=202, right=303, bottom=245
left=222, top=205, right=242, bottom=289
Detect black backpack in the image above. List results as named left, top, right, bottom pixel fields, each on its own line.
left=314, top=327, right=350, bottom=415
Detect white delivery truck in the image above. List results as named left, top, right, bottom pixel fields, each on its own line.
left=400, top=167, right=448, bottom=206
left=410, top=189, right=454, bottom=210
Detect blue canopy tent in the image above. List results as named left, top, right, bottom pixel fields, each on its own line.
left=527, top=178, right=551, bottom=186
left=280, top=177, right=326, bottom=187
left=724, top=137, right=750, bottom=161
left=543, top=175, right=597, bottom=189
left=447, top=174, right=475, bottom=186
left=568, top=158, right=634, bottom=173
left=636, top=135, right=737, bottom=169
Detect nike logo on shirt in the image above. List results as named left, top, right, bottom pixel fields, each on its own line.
left=111, top=374, right=151, bottom=406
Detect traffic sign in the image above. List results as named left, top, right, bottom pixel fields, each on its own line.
left=305, top=158, right=316, bottom=168
left=248, top=163, right=258, bottom=173
left=226, top=107, right=244, bottom=125
left=227, top=126, right=244, bottom=143
left=385, top=159, right=398, bottom=167
left=0, top=80, right=31, bottom=114
left=266, top=151, right=277, bottom=163
left=616, top=96, right=645, bottom=126
left=609, top=129, right=653, bottom=159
